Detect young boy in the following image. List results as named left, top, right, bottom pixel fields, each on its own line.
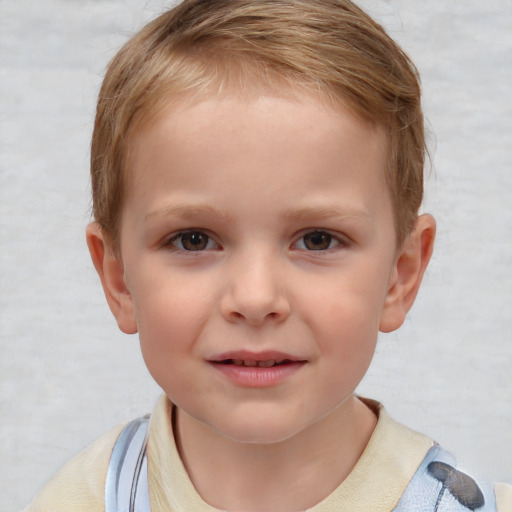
left=25, top=0, right=511, bottom=511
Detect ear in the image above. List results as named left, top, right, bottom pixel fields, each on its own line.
left=379, top=214, right=436, bottom=333
left=86, top=222, right=138, bottom=334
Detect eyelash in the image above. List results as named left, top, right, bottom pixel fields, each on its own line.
left=165, top=229, right=346, bottom=253
left=293, top=230, right=343, bottom=251
left=167, top=231, right=219, bottom=252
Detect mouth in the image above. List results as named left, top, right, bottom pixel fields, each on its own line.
left=216, top=358, right=296, bottom=368
left=208, top=351, right=306, bottom=387
left=209, top=350, right=306, bottom=367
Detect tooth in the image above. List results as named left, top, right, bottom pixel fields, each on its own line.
left=258, top=360, right=276, bottom=368
left=244, top=360, right=257, bottom=367
left=232, top=359, right=244, bottom=366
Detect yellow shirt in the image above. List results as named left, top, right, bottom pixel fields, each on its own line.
left=24, top=395, right=512, bottom=512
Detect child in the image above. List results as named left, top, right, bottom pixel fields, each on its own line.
left=24, top=0, right=511, bottom=511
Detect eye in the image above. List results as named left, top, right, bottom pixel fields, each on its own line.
left=295, top=231, right=340, bottom=251
left=168, top=231, right=217, bottom=251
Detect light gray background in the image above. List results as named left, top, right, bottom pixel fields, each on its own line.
left=1, top=1, right=511, bottom=510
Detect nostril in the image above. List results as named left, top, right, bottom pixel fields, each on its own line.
left=221, top=293, right=291, bottom=325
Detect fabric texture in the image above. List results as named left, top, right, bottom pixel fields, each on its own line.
left=105, top=416, right=150, bottom=512
left=24, top=395, right=511, bottom=512
left=393, top=444, right=497, bottom=512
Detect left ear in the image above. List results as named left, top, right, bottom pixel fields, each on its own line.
left=86, top=222, right=138, bottom=335
left=379, top=214, right=436, bottom=333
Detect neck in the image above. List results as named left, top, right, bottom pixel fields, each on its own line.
left=175, top=396, right=377, bottom=512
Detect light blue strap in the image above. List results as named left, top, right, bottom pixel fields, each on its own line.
left=105, top=415, right=151, bottom=512
left=393, top=445, right=497, bottom=512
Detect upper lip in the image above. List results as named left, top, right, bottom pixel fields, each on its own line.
left=208, top=350, right=306, bottom=364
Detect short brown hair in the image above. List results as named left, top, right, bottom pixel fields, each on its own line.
left=91, top=0, right=424, bottom=248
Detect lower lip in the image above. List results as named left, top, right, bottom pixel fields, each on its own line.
left=210, top=362, right=306, bottom=388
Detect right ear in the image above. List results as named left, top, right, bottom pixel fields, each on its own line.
left=85, top=222, right=138, bottom=334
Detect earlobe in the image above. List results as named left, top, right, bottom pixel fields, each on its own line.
left=85, top=223, right=138, bottom=334
left=379, top=214, right=436, bottom=333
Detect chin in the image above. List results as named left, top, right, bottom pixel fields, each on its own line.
left=212, top=414, right=308, bottom=445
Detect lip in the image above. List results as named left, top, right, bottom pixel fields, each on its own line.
left=208, top=350, right=307, bottom=388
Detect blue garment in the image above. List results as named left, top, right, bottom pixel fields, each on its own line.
left=105, top=417, right=497, bottom=512
left=393, top=444, right=496, bottom=512
left=105, top=416, right=150, bottom=512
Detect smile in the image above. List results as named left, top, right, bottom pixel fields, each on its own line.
left=220, top=359, right=293, bottom=368
left=209, top=352, right=307, bottom=387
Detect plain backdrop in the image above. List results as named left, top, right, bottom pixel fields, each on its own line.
left=1, top=1, right=511, bottom=510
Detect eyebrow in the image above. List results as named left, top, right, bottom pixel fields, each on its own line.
left=145, top=203, right=372, bottom=225
left=144, top=203, right=236, bottom=223
left=282, top=205, right=373, bottom=224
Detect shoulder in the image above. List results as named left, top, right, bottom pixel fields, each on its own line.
left=394, top=443, right=511, bottom=512
left=23, top=423, right=125, bottom=512
left=495, top=481, right=512, bottom=512
left=362, top=399, right=511, bottom=512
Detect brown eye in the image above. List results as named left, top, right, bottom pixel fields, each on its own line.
left=302, top=231, right=335, bottom=250
left=172, top=231, right=211, bottom=251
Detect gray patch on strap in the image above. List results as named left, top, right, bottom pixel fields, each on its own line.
left=427, top=461, right=485, bottom=510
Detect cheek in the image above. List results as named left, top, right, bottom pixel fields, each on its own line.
left=301, top=273, right=386, bottom=377
left=131, top=268, right=211, bottom=329
left=305, top=271, right=389, bottom=334
left=131, top=273, right=217, bottom=370
left=133, top=288, right=204, bottom=398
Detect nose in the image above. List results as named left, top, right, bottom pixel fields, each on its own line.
left=220, top=251, right=291, bottom=326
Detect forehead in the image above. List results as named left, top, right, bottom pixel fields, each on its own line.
left=126, top=90, right=387, bottom=186
left=120, top=92, right=394, bottom=246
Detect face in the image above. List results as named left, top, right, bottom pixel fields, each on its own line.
left=113, top=93, right=402, bottom=444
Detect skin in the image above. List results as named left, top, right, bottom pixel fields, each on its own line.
left=87, top=92, right=435, bottom=511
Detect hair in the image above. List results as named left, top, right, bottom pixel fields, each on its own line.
left=91, top=0, right=424, bottom=249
